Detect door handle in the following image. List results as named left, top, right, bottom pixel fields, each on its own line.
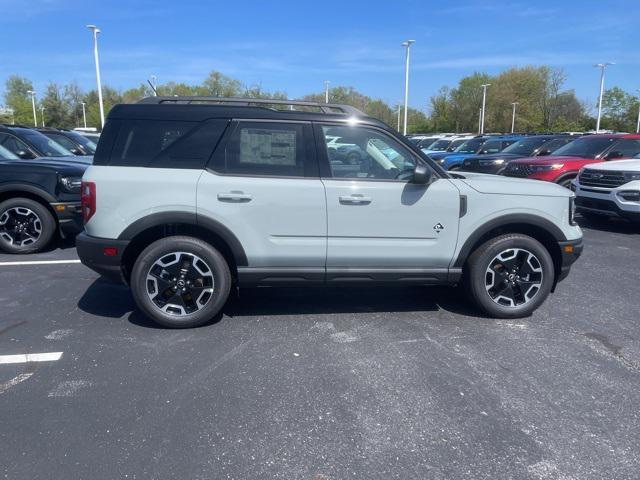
left=217, top=191, right=253, bottom=202
left=339, top=194, right=372, bottom=205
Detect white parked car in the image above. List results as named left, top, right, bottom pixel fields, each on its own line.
left=572, top=157, right=640, bottom=221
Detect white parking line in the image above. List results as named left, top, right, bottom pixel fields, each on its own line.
left=0, top=259, right=81, bottom=266
left=0, top=373, right=34, bottom=395
left=0, top=352, right=63, bottom=364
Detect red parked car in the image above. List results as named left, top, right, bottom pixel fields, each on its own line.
left=501, top=134, right=640, bottom=188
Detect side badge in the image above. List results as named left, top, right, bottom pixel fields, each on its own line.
left=433, top=223, right=444, bottom=233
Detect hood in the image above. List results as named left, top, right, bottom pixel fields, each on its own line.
left=1, top=158, right=89, bottom=175
left=509, top=155, right=585, bottom=165
left=427, top=151, right=459, bottom=161
left=583, top=159, right=640, bottom=171
left=453, top=171, right=571, bottom=197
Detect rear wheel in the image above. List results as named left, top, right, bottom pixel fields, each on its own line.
left=466, top=234, right=554, bottom=318
left=130, top=236, right=231, bottom=328
left=0, top=197, right=56, bottom=254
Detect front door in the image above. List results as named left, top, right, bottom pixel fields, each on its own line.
left=316, top=123, right=461, bottom=276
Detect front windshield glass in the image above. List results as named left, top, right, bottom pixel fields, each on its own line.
left=551, top=136, right=616, bottom=158
left=65, top=130, right=97, bottom=154
left=427, top=139, right=451, bottom=151
left=23, top=132, right=73, bottom=157
left=0, top=144, right=19, bottom=160
left=502, top=137, right=549, bottom=155
left=455, top=138, right=485, bottom=153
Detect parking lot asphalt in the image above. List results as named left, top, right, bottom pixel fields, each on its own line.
left=1, top=217, right=639, bottom=480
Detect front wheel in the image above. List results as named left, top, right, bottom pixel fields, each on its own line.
left=130, top=236, right=232, bottom=328
left=0, top=197, right=56, bottom=254
left=557, top=176, right=575, bottom=189
left=466, top=234, right=555, bottom=318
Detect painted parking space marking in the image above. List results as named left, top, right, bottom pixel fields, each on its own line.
left=0, top=259, right=81, bottom=267
left=0, top=352, right=63, bottom=364
left=0, top=373, right=34, bottom=395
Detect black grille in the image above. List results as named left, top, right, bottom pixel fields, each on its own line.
left=578, top=169, right=626, bottom=189
left=575, top=197, right=617, bottom=212
left=503, top=164, right=532, bottom=177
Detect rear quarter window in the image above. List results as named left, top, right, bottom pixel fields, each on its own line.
left=97, top=119, right=229, bottom=168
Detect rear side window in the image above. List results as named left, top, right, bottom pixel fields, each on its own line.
left=212, top=122, right=314, bottom=177
left=107, top=119, right=228, bottom=168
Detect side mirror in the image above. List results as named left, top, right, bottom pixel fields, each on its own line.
left=16, top=150, right=35, bottom=159
left=413, top=164, right=431, bottom=184
left=538, top=149, right=552, bottom=156
left=70, top=148, right=81, bottom=155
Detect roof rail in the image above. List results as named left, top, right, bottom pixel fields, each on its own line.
left=137, top=96, right=366, bottom=117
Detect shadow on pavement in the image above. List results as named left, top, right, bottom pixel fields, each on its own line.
left=577, top=215, right=640, bottom=235
left=77, top=278, right=483, bottom=329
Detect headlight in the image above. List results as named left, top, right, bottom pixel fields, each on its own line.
left=624, top=172, right=640, bottom=181
left=493, top=159, right=505, bottom=165
left=529, top=164, right=564, bottom=173
left=59, top=176, right=82, bottom=192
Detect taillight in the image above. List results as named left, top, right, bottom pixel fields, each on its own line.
left=81, top=181, right=96, bottom=224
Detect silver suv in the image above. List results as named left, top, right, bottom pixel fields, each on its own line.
left=76, top=97, right=583, bottom=328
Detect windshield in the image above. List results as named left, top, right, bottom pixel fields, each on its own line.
left=0, top=144, right=19, bottom=160
left=455, top=138, right=485, bottom=153
left=65, top=130, right=97, bottom=154
left=551, top=136, right=617, bottom=158
left=23, top=132, right=73, bottom=157
left=502, top=137, right=550, bottom=155
left=426, top=139, right=451, bottom=151
left=417, top=137, right=438, bottom=148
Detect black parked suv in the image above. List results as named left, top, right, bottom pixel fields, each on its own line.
left=460, top=135, right=576, bottom=174
left=36, top=128, right=97, bottom=156
left=0, top=144, right=87, bottom=253
left=0, top=124, right=84, bottom=160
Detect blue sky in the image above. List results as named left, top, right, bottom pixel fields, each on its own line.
left=1, top=0, right=639, bottom=112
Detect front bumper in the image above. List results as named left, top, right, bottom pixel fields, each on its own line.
left=573, top=181, right=640, bottom=220
left=76, top=232, right=129, bottom=283
left=50, top=201, right=83, bottom=236
left=556, top=238, right=583, bottom=283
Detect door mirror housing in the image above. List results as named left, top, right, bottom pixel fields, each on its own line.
left=16, top=150, right=35, bottom=159
left=605, top=151, right=624, bottom=160
left=412, top=164, right=431, bottom=184
left=538, top=149, right=552, bottom=156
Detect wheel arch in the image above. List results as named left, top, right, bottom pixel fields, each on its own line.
left=0, top=185, right=59, bottom=226
left=118, top=212, right=248, bottom=282
left=453, top=214, right=566, bottom=283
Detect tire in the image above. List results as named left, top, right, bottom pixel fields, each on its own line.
left=0, top=197, right=56, bottom=254
left=448, top=165, right=461, bottom=171
left=130, top=236, right=232, bottom=328
left=466, top=234, right=554, bottom=319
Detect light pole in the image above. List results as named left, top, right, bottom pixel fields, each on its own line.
left=478, top=108, right=482, bottom=134
left=27, top=90, right=37, bottom=127
left=81, top=102, right=87, bottom=128
left=397, top=103, right=401, bottom=131
left=324, top=81, right=330, bottom=103
left=594, top=62, right=614, bottom=133
left=511, top=102, right=518, bottom=133
left=480, top=84, right=490, bottom=134
left=40, top=107, right=45, bottom=127
left=636, top=89, right=640, bottom=134
left=401, top=39, right=415, bottom=136
left=87, top=24, right=105, bottom=129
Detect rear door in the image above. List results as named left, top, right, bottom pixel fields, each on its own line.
left=197, top=120, right=326, bottom=277
left=316, top=122, right=460, bottom=278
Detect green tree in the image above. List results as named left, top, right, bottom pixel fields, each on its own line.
left=3, top=75, right=36, bottom=125
left=202, top=71, right=243, bottom=97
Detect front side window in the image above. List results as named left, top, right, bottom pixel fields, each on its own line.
left=321, top=125, right=416, bottom=181
left=608, top=139, right=640, bottom=159
left=537, top=137, right=572, bottom=154
left=455, top=138, right=485, bottom=153
left=43, top=132, right=80, bottom=153
left=218, top=122, right=308, bottom=177
left=0, top=143, right=19, bottom=160
left=426, top=139, right=451, bottom=151
left=0, top=133, right=30, bottom=155
left=502, top=137, right=549, bottom=156
left=479, top=140, right=504, bottom=154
